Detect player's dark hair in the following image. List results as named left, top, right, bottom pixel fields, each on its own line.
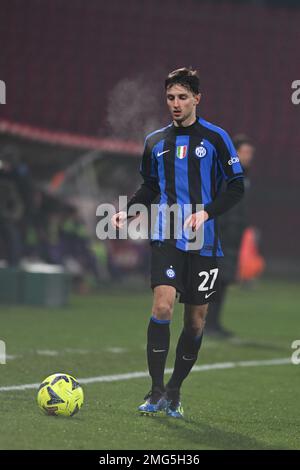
left=165, top=67, right=200, bottom=95
left=233, top=134, right=254, bottom=151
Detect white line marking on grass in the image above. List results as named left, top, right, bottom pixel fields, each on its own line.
left=6, top=355, right=19, bottom=361
left=0, top=357, right=291, bottom=392
left=64, top=348, right=90, bottom=354
left=36, top=350, right=59, bottom=356
left=36, top=349, right=91, bottom=356
left=106, top=347, right=128, bottom=354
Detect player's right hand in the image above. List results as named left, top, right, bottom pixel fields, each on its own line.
left=111, top=211, right=127, bottom=229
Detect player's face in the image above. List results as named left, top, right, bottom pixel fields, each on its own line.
left=237, top=143, right=255, bottom=169
left=166, top=84, right=201, bottom=126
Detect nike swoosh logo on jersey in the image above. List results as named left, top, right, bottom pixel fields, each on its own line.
left=205, top=291, right=216, bottom=299
left=153, top=349, right=166, bottom=353
left=157, top=150, right=170, bottom=157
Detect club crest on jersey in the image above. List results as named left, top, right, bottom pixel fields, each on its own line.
left=176, top=145, right=187, bottom=159
left=165, top=266, right=176, bottom=279
left=195, top=145, right=207, bottom=158
left=228, top=156, right=240, bottom=165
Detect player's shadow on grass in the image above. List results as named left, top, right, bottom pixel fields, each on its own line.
left=151, top=416, right=288, bottom=450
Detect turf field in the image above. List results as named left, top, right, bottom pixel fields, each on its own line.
left=0, top=280, right=299, bottom=450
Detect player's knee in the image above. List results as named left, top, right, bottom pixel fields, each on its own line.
left=186, top=321, right=205, bottom=337
left=152, top=301, right=173, bottom=321
left=184, top=306, right=207, bottom=332
left=185, top=315, right=206, bottom=335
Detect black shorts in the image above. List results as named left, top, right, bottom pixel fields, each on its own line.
left=150, top=241, right=219, bottom=305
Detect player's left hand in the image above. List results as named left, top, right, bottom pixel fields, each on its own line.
left=184, top=210, right=209, bottom=232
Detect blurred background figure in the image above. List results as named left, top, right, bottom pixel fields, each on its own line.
left=0, top=143, right=109, bottom=292
left=206, top=134, right=264, bottom=338
left=0, top=145, right=33, bottom=266
left=60, top=206, right=107, bottom=291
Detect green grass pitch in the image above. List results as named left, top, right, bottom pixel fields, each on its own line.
left=0, top=280, right=299, bottom=450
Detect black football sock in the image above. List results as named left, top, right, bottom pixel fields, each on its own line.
left=147, top=316, right=170, bottom=391
left=166, top=328, right=203, bottom=391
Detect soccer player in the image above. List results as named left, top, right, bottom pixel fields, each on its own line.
left=111, top=68, right=244, bottom=418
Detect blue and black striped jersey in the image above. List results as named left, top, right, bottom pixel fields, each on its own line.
left=138, top=116, right=244, bottom=257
